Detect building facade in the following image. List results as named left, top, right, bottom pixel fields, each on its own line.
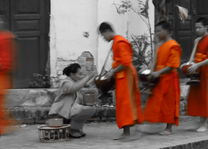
left=0, top=0, right=154, bottom=88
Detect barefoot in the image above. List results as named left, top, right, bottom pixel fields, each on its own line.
left=196, top=126, right=208, bottom=132
left=159, top=130, right=172, bottom=135
left=113, top=133, right=141, bottom=142
left=113, top=133, right=126, bottom=140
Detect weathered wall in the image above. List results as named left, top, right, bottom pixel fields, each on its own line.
left=127, top=0, right=155, bottom=36
left=97, top=0, right=128, bottom=72
left=50, top=0, right=98, bottom=79
left=49, top=0, right=155, bottom=84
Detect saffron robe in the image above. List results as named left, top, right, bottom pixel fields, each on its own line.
left=0, top=31, right=16, bottom=134
left=143, top=40, right=181, bottom=125
left=187, top=35, right=208, bottom=117
left=112, top=35, right=143, bottom=128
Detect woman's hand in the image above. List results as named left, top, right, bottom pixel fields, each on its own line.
left=88, top=72, right=96, bottom=80
left=85, top=72, right=97, bottom=87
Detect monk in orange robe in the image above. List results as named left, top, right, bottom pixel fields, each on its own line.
left=143, top=21, right=181, bottom=135
left=187, top=17, right=208, bottom=132
left=0, top=18, right=16, bottom=135
left=98, top=22, right=143, bottom=140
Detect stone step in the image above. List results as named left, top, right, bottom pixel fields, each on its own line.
left=7, top=106, right=116, bottom=124
left=4, top=84, right=190, bottom=124
left=162, top=140, right=208, bottom=149
left=7, top=105, right=195, bottom=125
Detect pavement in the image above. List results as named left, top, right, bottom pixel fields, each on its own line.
left=1, top=117, right=208, bottom=149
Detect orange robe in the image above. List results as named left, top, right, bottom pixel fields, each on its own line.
left=112, top=35, right=143, bottom=128
left=143, top=40, right=181, bottom=125
left=187, top=35, right=208, bottom=117
left=0, top=31, right=16, bottom=135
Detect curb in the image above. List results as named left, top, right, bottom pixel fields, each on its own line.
left=7, top=106, right=116, bottom=124
left=161, top=139, right=208, bottom=149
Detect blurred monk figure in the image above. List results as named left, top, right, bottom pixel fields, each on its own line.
left=187, top=17, right=208, bottom=132
left=143, top=21, right=182, bottom=135
left=98, top=22, right=143, bottom=140
left=0, top=17, right=16, bottom=135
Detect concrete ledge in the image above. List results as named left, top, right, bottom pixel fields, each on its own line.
left=5, top=88, right=116, bottom=124
left=5, top=84, right=190, bottom=124
left=6, top=89, right=57, bottom=107
left=162, top=138, right=208, bottom=149
left=8, top=106, right=116, bottom=124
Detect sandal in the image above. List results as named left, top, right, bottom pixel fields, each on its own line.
left=69, top=129, right=86, bottom=138
left=80, top=131, right=86, bottom=137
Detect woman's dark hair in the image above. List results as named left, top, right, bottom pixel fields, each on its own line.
left=155, top=21, right=172, bottom=32
left=63, top=63, right=81, bottom=76
left=98, top=22, right=114, bottom=33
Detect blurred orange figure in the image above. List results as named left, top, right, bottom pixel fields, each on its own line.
left=0, top=17, right=16, bottom=135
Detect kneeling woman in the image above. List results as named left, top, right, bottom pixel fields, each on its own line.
left=49, top=63, right=96, bottom=138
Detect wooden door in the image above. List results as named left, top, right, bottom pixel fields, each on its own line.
left=0, top=0, right=10, bottom=30
left=165, top=0, right=208, bottom=63
left=11, top=0, right=50, bottom=88
left=0, top=0, right=50, bottom=88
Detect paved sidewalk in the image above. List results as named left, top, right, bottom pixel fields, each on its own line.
left=1, top=117, right=208, bottom=149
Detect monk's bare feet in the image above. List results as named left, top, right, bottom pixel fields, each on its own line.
left=114, top=134, right=141, bottom=142
left=159, top=130, right=172, bottom=135
left=113, top=133, right=127, bottom=140
left=159, top=124, right=173, bottom=135
left=196, top=125, right=208, bottom=132
left=113, top=126, right=141, bottom=141
left=113, top=132, right=142, bottom=142
left=113, top=126, right=130, bottom=140
left=197, top=118, right=208, bottom=132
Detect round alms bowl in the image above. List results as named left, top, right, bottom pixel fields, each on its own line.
left=94, top=75, right=114, bottom=93
left=181, top=62, right=198, bottom=76
left=139, top=69, right=151, bottom=82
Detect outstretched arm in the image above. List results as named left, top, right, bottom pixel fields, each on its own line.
left=62, top=73, right=95, bottom=94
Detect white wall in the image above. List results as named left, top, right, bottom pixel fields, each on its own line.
left=127, top=0, right=154, bottom=36
left=97, top=0, right=128, bottom=73
left=127, top=0, right=155, bottom=67
left=50, top=0, right=154, bottom=77
left=97, top=0, right=154, bottom=73
left=50, top=0, right=98, bottom=77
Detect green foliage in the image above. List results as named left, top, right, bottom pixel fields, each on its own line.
left=113, top=0, right=154, bottom=69
left=131, top=34, right=151, bottom=71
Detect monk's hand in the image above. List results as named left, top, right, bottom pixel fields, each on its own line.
left=188, top=63, right=200, bottom=74
left=105, top=70, right=114, bottom=80
left=180, top=62, right=188, bottom=70
left=150, top=71, right=160, bottom=79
